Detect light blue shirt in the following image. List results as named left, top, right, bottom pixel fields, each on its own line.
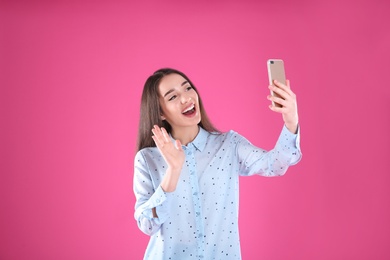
left=133, top=125, right=302, bottom=260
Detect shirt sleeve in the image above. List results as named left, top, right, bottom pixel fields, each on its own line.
left=236, top=124, right=302, bottom=177
left=133, top=150, right=173, bottom=236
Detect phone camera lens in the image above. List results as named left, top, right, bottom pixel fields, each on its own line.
left=270, top=61, right=274, bottom=64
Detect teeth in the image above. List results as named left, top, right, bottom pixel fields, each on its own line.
left=182, top=104, right=194, bottom=113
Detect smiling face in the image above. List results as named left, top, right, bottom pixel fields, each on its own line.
left=158, top=73, right=201, bottom=136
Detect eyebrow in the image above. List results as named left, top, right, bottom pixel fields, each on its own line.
left=163, top=80, right=189, bottom=97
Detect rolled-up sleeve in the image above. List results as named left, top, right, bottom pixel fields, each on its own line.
left=133, top=151, right=172, bottom=236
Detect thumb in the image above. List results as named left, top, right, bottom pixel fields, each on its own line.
left=286, top=79, right=291, bottom=88
left=175, top=140, right=183, bottom=151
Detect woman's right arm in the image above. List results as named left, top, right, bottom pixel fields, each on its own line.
left=134, top=126, right=185, bottom=236
left=133, top=151, right=173, bottom=236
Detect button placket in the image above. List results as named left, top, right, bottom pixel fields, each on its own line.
left=186, top=145, right=205, bottom=258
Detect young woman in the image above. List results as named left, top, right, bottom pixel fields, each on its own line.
left=133, top=68, right=302, bottom=259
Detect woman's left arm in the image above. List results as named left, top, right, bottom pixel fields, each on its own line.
left=267, top=79, right=299, bottom=134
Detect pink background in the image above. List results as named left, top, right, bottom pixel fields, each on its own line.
left=1, top=0, right=389, bottom=259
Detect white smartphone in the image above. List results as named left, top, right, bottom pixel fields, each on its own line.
left=267, top=59, right=286, bottom=108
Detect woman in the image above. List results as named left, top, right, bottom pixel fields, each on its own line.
left=134, top=68, right=301, bottom=259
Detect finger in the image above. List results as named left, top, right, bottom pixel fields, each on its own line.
left=161, top=127, right=171, bottom=143
left=152, top=126, right=165, bottom=145
left=268, top=95, right=287, bottom=107
left=273, top=80, right=294, bottom=97
left=275, top=79, right=291, bottom=89
left=174, top=140, right=183, bottom=151
left=152, top=125, right=165, bottom=140
left=269, top=84, right=296, bottom=101
left=268, top=104, right=285, bottom=113
left=269, top=85, right=288, bottom=100
left=285, top=79, right=296, bottom=97
left=152, top=135, right=165, bottom=149
left=151, top=130, right=160, bottom=143
left=151, top=125, right=160, bottom=135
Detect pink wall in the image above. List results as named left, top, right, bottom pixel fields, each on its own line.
left=1, top=0, right=389, bottom=259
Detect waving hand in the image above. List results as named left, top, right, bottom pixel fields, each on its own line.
left=151, top=125, right=185, bottom=192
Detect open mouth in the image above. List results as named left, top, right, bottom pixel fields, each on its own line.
left=182, top=104, right=196, bottom=116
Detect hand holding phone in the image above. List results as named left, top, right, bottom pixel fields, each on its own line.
left=266, top=59, right=299, bottom=133
left=267, top=59, right=286, bottom=108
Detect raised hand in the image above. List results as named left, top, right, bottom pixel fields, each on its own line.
left=151, top=125, right=185, bottom=192
left=268, top=80, right=299, bottom=133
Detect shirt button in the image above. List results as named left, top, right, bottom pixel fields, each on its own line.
left=156, top=199, right=160, bottom=203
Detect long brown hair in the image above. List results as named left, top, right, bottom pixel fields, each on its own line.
left=136, top=68, right=219, bottom=151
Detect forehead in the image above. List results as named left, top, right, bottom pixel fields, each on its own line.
left=158, top=73, right=187, bottom=94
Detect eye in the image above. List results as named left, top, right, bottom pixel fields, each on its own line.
left=168, top=95, right=177, bottom=101
left=186, top=86, right=193, bottom=91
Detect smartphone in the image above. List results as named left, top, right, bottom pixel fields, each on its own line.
left=267, top=59, right=286, bottom=108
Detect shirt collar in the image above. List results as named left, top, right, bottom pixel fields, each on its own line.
left=169, top=126, right=208, bottom=152
left=189, top=126, right=208, bottom=152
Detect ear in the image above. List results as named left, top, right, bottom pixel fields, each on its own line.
left=160, top=114, right=166, bottom=120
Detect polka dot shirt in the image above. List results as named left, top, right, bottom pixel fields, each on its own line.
left=133, top=125, right=301, bottom=259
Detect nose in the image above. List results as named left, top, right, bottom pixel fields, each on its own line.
left=180, top=94, right=191, bottom=104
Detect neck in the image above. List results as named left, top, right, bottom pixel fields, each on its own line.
left=171, top=125, right=200, bottom=146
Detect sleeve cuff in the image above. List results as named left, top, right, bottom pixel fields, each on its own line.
left=142, top=185, right=172, bottom=224
left=281, top=124, right=301, bottom=150
left=274, top=124, right=302, bottom=165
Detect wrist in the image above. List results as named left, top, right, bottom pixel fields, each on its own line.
left=167, top=166, right=182, bottom=176
left=161, top=167, right=182, bottom=192
left=285, top=122, right=298, bottom=134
